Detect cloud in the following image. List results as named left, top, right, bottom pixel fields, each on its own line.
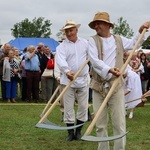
left=0, top=0, right=149, bottom=45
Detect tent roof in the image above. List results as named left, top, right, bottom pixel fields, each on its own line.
left=9, top=37, right=59, bottom=52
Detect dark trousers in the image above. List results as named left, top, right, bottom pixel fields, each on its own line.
left=26, top=71, right=40, bottom=101
left=0, top=75, right=6, bottom=100
left=21, top=77, right=27, bottom=101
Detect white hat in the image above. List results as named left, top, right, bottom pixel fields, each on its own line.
left=60, top=20, right=81, bottom=32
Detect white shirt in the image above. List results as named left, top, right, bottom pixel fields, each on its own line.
left=88, top=32, right=145, bottom=80
left=56, top=37, right=89, bottom=88
left=54, top=54, right=61, bottom=79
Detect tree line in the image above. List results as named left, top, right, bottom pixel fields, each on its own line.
left=11, top=17, right=150, bottom=48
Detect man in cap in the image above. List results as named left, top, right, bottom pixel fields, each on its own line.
left=56, top=20, right=89, bottom=141
left=88, top=12, right=149, bottom=150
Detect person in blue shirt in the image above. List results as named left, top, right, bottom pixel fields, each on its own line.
left=24, top=45, right=41, bottom=103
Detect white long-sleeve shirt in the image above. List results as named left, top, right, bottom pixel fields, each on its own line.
left=54, top=54, right=61, bottom=79
left=88, top=32, right=145, bottom=80
left=56, top=37, right=89, bottom=88
left=124, top=69, right=142, bottom=108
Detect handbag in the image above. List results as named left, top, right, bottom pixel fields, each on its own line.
left=42, top=68, right=53, bottom=78
left=47, top=58, right=54, bottom=69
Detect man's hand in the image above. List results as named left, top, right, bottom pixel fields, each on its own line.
left=66, top=71, right=74, bottom=81
left=109, top=68, right=121, bottom=77
left=139, top=21, right=150, bottom=33
left=56, top=77, right=60, bottom=83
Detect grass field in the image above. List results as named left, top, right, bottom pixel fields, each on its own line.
left=0, top=101, right=150, bottom=150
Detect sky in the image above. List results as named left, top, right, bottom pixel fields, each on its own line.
left=0, top=0, right=150, bottom=45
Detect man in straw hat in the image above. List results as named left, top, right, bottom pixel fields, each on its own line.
left=56, top=20, right=90, bottom=141
left=88, top=12, right=149, bottom=150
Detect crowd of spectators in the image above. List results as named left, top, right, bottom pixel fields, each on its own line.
left=0, top=43, right=150, bottom=110
left=0, top=42, right=57, bottom=103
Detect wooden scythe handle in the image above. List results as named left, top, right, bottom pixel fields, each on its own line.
left=125, top=97, right=141, bottom=104
left=38, top=58, right=90, bottom=123
left=125, top=97, right=147, bottom=104
left=84, top=28, right=147, bottom=136
left=41, top=85, right=60, bottom=115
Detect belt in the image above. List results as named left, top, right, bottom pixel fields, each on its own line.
left=26, top=70, right=39, bottom=72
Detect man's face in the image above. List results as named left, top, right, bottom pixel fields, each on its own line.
left=65, top=27, right=78, bottom=42
left=93, top=21, right=110, bottom=37
left=45, top=48, right=50, bottom=55
left=4, top=44, right=11, bottom=51
left=29, top=47, right=35, bottom=53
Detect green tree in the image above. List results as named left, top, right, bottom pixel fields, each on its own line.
left=56, top=31, right=64, bottom=41
left=113, top=17, right=134, bottom=38
left=142, top=36, right=150, bottom=49
left=11, top=17, right=52, bottom=38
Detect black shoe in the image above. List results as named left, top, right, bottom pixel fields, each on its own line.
left=66, top=123, right=75, bottom=141
left=75, top=130, right=81, bottom=140
left=66, top=132, right=75, bottom=141
left=75, top=120, right=84, bottom=140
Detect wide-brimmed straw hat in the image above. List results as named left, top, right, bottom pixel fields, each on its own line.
left=60, top=20, right=81, bottom=32
left=89, top=12, right=114, bottom=29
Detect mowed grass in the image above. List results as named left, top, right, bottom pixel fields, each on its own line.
left=0, top=102, right=150, bottom=150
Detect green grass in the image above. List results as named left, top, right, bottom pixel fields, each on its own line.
left=0, top=102, right=150, bottom=150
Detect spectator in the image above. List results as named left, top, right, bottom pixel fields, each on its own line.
left=124, top=67, right=142, bottom=119
left=41, top=46, right=55, bottom=102
left=0, top=43, right=11, bottom=101
left=13, top=48, right=22, bottom=98
left=24, top=45, right=40, bottom=103
left=3, top=50, right=19, bottom=103
left=140, top=52, right=150, bottom=93
left=129, top=52, right=144, bottom=75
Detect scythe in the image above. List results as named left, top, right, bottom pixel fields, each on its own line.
left=40, top=85, right=61, bottom=125
left=125, top=97, right=147, bottom=104
left=36, top=58, right=90, bottom=130
left=81, top=28, right=147, bottom=142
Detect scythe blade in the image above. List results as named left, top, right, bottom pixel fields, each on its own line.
left=35, top=123, right=84, bottom=130
left=81, top=131, right=129, bottom=142
left=36, top=59, right=90, bottom=130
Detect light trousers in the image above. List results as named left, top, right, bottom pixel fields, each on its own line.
left=62, top=85, right=89, bottom=124
left=93, top=88, right=126, bottom=150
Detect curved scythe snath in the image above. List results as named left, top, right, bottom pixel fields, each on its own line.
left=81, top=28, right=147, bottom=142
left=40, top=85, right=61, bottom=125
left=36, top=58, right=90, bottom=130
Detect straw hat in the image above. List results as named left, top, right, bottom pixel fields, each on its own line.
left=89, top=12, right=114, bottom=29
left=60, top=20, right=81, bottom=32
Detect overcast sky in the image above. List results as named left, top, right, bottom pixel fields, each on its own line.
left=0, top=0, right=150, bottom=45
